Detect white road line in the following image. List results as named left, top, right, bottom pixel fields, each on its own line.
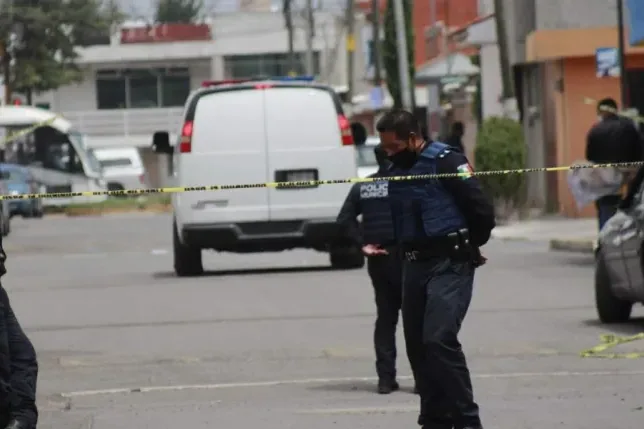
left=296, top=404, right=417, bottom=415
left=60, top=370, right=644, bottom=398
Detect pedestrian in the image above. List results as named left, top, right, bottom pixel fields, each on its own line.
left=376, top=109, right=495, bottom=429
left=444, top=121, right=465, bottom=153
left=0, top=234, right=38, bottom=429
left=336, top=144, right=408, bottom=394
left=586, top=97, right=644, bottom=229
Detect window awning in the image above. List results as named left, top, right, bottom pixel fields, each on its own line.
left=415, top=53, right=479, bottom=84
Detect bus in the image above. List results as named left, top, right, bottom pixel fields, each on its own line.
left=0, top=106, right=107, bottom=206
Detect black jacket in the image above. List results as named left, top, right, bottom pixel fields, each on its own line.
left=586, top=115, right=644, bottom=164
left=0, top=235, right=38, bottom=429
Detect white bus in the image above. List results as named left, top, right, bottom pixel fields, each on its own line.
left=0, top=106, right=107, bottom=206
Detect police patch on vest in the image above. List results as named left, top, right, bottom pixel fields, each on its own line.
left=457, top=163, right=473, bottom=180
left=360, top=181, right=389, bottom=199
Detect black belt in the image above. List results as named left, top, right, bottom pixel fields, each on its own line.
left=402, top=229, right=472, bottom=262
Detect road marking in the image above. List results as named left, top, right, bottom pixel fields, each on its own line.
left=296, top=404, right=417, bottom=415
left=60, top=370, right=644, bottom=398
left=150, top=249, right=168, bottom=255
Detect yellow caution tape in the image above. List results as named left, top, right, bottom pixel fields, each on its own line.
left=580, top=333, right=644, bottom=359
left=2, top=160, right=643, bottom=201
left=0, top=115, right=59, bottom=147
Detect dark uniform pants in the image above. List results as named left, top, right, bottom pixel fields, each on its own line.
left=366, top=252, right=403, bottom=382
left=402, top=257, right=481, bottom=429
left=0, top=284, right=38, bottom=429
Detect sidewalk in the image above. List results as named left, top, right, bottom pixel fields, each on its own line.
left=491, top=217, right=597, bottom=254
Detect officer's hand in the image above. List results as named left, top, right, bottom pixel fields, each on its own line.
left=362, top=244, right=388, bottom=256
left=4, top=419, right=27, bottom=429
left=475, top=255, right=488, bottom=267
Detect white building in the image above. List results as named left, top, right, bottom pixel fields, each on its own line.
left=32, top=11, right=369, bottom=147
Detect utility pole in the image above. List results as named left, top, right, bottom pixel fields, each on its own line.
left=305, top=0, right=314, bottom=75
left=492, top=0, right=516, bottom=116
left=346, top=0, right=356, bottom=100
left=283, top=0, right=296, bottom=75
left=444, top=0, right=452, bottom=78
left=371, top=0, right=381, bottom=85
left=617, top=0, right=628, bottom=107
left=393, top=0, right=412, bottom=111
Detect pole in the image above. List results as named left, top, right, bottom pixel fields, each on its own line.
left=346, top=0, right=356, bottom=100
left=444, top=0, right=452, bottom=78
left=493, top=0, right=513, bottom=99
left=305, top=0, right=314, bottom=75
left=371, top=0, right=381, bottom=84
left=393, top=0, right=412, bottom=111
left=617, top=0, right=628, bottom=107
left=283, top=0, right=296, bottom=74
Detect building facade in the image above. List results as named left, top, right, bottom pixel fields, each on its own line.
left=504, top=0, right=644, bottom=217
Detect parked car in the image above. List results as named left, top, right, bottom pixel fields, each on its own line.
left=0, top=163, right=44, bottom=218
left=355, top=136, right=380, bottom=178
left=595, top=173, right=644, bottom=323
left=0, top=174, right=12, bottom=236
left=92, top=147, right=148, bottom=195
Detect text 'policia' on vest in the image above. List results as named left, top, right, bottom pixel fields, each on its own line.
left=359, top=176, right=395, bottom=246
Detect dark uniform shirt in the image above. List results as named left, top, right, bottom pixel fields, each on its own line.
left=433, top=150, right=495, bottom=247
left=586, top=115, right=644, bottom=164
left=0, top=234, right=38, bottom=429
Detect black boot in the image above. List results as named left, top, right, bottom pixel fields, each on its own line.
left=377, top=379, right=400, bottom=394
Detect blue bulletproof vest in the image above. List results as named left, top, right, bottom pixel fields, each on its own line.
left=388, top=142, right=467, bottom=243
left=359, top=175, right=395, bottom=245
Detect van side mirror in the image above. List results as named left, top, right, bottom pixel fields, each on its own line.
left=152, top=131, right=172, bottom=154
left=350, top=122, right=367, bottom=146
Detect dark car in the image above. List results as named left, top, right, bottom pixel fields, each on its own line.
left=0, top=163, right=43, bottom=218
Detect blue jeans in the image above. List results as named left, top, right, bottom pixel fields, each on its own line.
left=596, top=195, right=621, bottom=230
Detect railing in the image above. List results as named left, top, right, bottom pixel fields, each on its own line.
left=61, top=107, right=184, bottom=136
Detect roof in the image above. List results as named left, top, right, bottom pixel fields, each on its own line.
left=415, top=53, right=479, bottom=84
left=0, top=106, right=73, bottom=133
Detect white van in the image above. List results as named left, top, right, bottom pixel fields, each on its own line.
left=93, top=147, right=148, bottom=192
left=152, top=77, right=366, bottom=276
left=0, top=106, right=107, bottom=206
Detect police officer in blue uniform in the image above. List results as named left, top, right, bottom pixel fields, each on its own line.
left=336, top=145, right=406, bottom=394
left=376, top=109, right=495, bottom=429
left=0, top=235, right=39, bottom=429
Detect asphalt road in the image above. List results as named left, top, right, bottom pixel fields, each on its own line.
left=3, top=213, right=644, bottom=429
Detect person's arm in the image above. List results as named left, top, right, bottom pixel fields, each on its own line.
left=436, top=151, right=496, bottom=247
left=586, top=126, right=598, bottom=162
left=336, top=183, right=363, bottom=245
left=0, top=287, right=38, bottom=428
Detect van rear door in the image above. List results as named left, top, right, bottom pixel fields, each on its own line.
left=263, top=86, right=355, bottom=221
left=177, top=88, right=269, bottom=225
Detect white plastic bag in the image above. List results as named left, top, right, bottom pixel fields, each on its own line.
left=567, top=160, right=624, bottom=210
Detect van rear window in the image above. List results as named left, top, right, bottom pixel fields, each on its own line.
left=99, top=158, right=133, bottom=168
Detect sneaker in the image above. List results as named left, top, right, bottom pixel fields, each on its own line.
left=377, top=379, right=400, bottom=394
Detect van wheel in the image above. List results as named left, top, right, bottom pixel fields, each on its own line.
left=173, top=221, right=203, bottom=277
left=330, top=246, right=365, bottom=269
left=595, top=250, right=632, bottom=323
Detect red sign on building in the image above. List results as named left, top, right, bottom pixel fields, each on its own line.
left=120, top=23, right=212, bottom=44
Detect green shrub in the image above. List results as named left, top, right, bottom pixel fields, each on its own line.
left=474, top=116, right=526, bottom=208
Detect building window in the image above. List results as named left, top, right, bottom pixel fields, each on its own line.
left=224, top=52, right=321, bottom=79
left=95, top=68, right=190, bottom=109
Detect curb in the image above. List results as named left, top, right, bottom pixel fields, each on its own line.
left=549, top=238, right=595, bottom=254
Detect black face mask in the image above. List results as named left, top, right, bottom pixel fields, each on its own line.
left=388, top=149, right=418, bottom=169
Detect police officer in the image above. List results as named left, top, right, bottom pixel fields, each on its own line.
left=336, top=145, right=406, bottom=394
left=0, top=234, right=39, bottom=429
left=376, top=109, right=495, bottom=429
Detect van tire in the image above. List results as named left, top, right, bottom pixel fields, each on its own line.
left=330, top=246, right=365, bottom=269
left=173, top=221, right=203, bottom=277
left=595, top=250, right=632, bottom=323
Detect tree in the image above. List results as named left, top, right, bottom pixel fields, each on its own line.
left=155, top=0, right=203, bottom=24
left=382, top=0, right=415, bottom=109
left=0, top=0, right=124, bottom=103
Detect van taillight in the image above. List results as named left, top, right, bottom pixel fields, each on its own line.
left=338, top=115, right=354, bottom=146
left=179, top=121, right=193, bottom=153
